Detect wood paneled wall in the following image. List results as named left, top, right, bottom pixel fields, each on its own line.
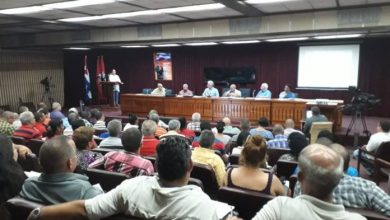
left=0, top=50, right=64, bottom=112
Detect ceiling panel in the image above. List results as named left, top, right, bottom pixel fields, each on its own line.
left=173, top=8, right=241, bottom=19
left=309, top=0, right=338, bottom=9
left=17, top=10, right=86, bottom=20
left=284, top=1, right=313, bottom=10
left=82, top=19, right=136, bottom=27
left=0, top=16, right=22, bottom=24
left=30, top=23, right=81, bottom=31
left=339, top=0, right=367, bottom=6
left=0, top=26, right=42, bottom=33
left=127, top=0, right=214, bottom=9
left=252, top=4, right=289, bottom=13
left=368, top=0, right=390, bottom=3
left=69, top=2, right=144, bottom=15
left=123, top=14, right=185, bottom=23
left=0, top=0, right=63, bottom=9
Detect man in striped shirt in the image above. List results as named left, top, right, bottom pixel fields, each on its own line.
left=13, top=111, right=41, bottom=140
left=267, top=124, right=289, bottom=149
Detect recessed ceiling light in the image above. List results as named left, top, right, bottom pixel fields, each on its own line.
left=44, top=0, right=115, bottom=9
left=0, top=6, right=49, bottom=15
left=121, top=45, right=149, bottom=48
left=266, top=37, right=309, bottom=42
left=184, top=42, right=218, bottom=46
left=313, top=34, right=363, bottom=40
left=222, top=40, right=260, bottom=44
left=246, top=0, right=297, bottom=4
left=158, top=3, right=225, bottom=13
left=59, top=16, right=103, bottom=22
left=103, top=10, right=160, bottom=19
left=151, top=44, right=180, bottom=47
left=64, top=47, right=91, bottom=50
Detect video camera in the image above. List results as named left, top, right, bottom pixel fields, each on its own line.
left=342, top=86, right=381, bottom=113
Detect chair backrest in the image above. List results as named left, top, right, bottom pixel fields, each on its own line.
left=92, top=148, right=116, bottom=155
left=188, top=177, right=204, bottom=190
left=375, top=141, right=390, bottom=161
left=165, top=89, right=173, bottom=96
left=94, top=138, right=103, bottom=145
left=11, top=136, right=26, bottom=145
left=190, top=163, right=219, bottom=198
left=275, top=160, right=298, bottom=179
left=142, top=88, right=152, bottom=94
left=229, top=154, right=240, bottom=165
left=95, top=129, right=108, bottom=136
left=345, top=208, right=389, bottom=220
left=18, top=153, right=42, bottom=172
left=85, top=168, right=129, bottom=192
left=239, top=88, right=252, bottom=97
left=25, top=139, right=45, bottom=156
left=309, top=122, right=333, bottom=144
left=267, top=148, right=290, bottom=166
left=6, top=196, right=43, bottom=220
left=217, top=186, right=275, bottom=219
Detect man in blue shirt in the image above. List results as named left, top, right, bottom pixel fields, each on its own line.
left=202, top=80, right=219, bottom=97
left=279, top=84, right=296, bottom=99
left=256, top=82, right=272, bottom=98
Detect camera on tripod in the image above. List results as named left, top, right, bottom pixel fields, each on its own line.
left=342, top=86, right=381, bottom=113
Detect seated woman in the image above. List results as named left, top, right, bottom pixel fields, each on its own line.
left=249, top=117, right=274, bottom=140
left=46, top=119, right=64, bottom=139
left=223, top=135, right=286, bottom=196
left=279, top=132, right=308, bottom=162
left=73, top=127, right=103, bottom=170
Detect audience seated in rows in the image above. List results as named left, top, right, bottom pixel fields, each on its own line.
left=231, top=119, right=250, bottom=143
left=33, top=111, right=46, bottom=137
left=159, top=119, right=185, bottom=139
left=222, top=117, right=240, bottom=135
left=187, top=112, right=201, bottom=132
left=0, top=111, right=15, bottom=136
left=148, top=109, right=168, bottom=129
left=89, top=128, right=154, bottom=177
left=192, top=121, right=224, bottom=151
left=30, top=136, right=221, bottom=219
left=13, top=111, right=42, bottom=140
left=46, top=119, right=64, bottom=139
left=73, top=127, right=102, bottom=170
left=12, top=106, right=28, bottom=130
left=79, top=110, right=92, bottom=127
left=149, top=113, right=167, bottom=137
left=294, top=143, right=390, bottom=216
left=89, top=109, right=100, bottom=125
left=192, top=130, right=226, bottom=187
left=63, top=111, right=79, bottom=136
left=37, top=107, right=50, bottom=126
left=178, top=116, right=195, bottom=140
left=98, top=119, right=122, bottom=148
left=139, top=120, right=159, bottom=156
left=92, top=111, right=106, bottom=131
left=214, top=121, right=231, bottom=145
left=278, top=132, right=308, bottom=162
left=50, top=102, right=65, bottom=121
left=223, top=135, right=286, bottom=196
left=250, top=117, right=273, bottom=140
left=123, top=113, right=138, bottom=131
left=231, top=130, right=251, bottom=155
left=303, top=106, right=328, bottom=135
left=20, top=135, right=103, bottom=204
left=267, top=124, right=289, bottom=149
left=252, top=144, right=364, bottom=220
left=283, top=118, right=303, bottom=136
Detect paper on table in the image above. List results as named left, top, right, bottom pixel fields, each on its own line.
left=212, top=200, right=234, bottom=219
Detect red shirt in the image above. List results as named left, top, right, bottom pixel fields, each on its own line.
left=13, top=124, right=42, bottom=140
left=34, top=123, right=47, bottom=137
left=140, top=135, right=160, bottom=156
left=180, top=128, right=195, bottom=139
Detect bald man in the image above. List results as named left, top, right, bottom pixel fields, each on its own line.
left=253, top=144, right=365, bottom=220
left=179, top=83, right=193, bottom=96
left=283, top=119, right=303, bottom=136
left=222, top=117, right=240, bottom=135
left=223, top=84, right=241, bottom=97
left=151, top=83, right=166, bottom=96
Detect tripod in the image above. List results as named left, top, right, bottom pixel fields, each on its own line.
left=346, top=110, right=370, bottom=137
left=40, top=88, right=54, bottom=109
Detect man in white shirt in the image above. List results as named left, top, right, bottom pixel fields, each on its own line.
left=284, top=118, right=303, bottom=136
left=151, top=83, right=166, bottom=96
left=252, top=144, right=365, bottom=220
left=27, top=137, right=221, bottom=220
left=108, top=69, right=123, bottom=106
left=202, top=80, right=219, bottom=97
left=256, top=82, right=272, bottom=98
left=223, top=84, right=242, bottom=97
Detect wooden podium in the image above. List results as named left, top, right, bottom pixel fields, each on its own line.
left=100, top=81, right=116, bottom=107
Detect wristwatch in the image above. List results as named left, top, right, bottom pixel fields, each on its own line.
left=29, top=207, right=41, bottom=220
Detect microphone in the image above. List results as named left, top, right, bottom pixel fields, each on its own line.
left=252, top=90, right=256, bottom=97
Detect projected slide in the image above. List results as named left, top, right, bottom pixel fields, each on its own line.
left=154, top=52, right=172, bottom=80
left=297, top=45, right=360, bottom=89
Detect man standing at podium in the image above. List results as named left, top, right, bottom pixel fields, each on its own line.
left=109, top=69, right=123, bottom=107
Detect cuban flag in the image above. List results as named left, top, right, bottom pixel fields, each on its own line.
left=84, top=55, right=92, bottom=101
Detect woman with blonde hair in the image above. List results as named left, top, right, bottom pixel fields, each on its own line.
left=223, top=135, right=286, bottom=196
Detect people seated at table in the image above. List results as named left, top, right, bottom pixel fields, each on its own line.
left=30, top=136, right=221, bottom=220
left=222, top=117, right=240, bottom=135
left=278, top=132, right=308, bottom=162
left=256, top=82, right=272, bottom=98
left=0, top=110, right=16, bottom=136
left=149, top=113, right=167, bottom=138
left=92, top=111, right=107, bottom=131
left=20, top=135, right=103, bottom=204
left=89, top=128, right=154, bottom=177
left=123, top=113, right=139, bottom=131
left=294, top=143, right=390, bottom=217
left=178, top=83, right=193, bottom=96
left=73, top=127, right=102, bottom=170
left=13, top=111, right=42, bottom=140
left=222, top=84, right=241, bottom=97
left=140, top=120, right=159, bottom=156
left=50, top=102, right=65, bottom=121
left=98, top=119, right=123, bottom=149
left=46, top=119, right=64, bottom=139
left=250, top=117, right=274, bottom=140
left=159, top=119, right=185, bottom=139
left=178, top=116, right=195, bottom=140
left=253, top=144, right=365, bottom=220
left=283, top=118, right=303, bottom=136
left=279, top=84, right=296, bottom=99
left=223, top=135, right=286, bottom=196
left=267, top=124, right=289, bottom=149
left=33, top=111, right=47, bottom=137
left=214, top=121, right=231, bottom=146
left=192, top=130, right=226, bottom=187
left=202, top=80, right=219, bottom=97
left=187, top=112, right=201, bottom=132
left=303, top=106, right=328, bottom=135
left=352, top=120, right=390, bottom=175
left=151, top=83, right=166, bottom=96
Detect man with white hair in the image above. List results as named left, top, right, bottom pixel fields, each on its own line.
left=179, top=83, right=193, bottom=96
left=222, top=117, right=240, bottom=135
left=187, top=112, right=201, bottom=132
left=256, top=82, right=272, bottom=98
left=51, top=102, right=65, bottom=121
left=202, top=80, right=219, bottom=97
left=252, top=144, right=365, bottom=220
left=98, top=119, right=123, bottom=148
left=151, top=83, right=166, bottom=96
left=284, top=118, right=303, bottom=136
left=13, top=111, right=42, bottom=140
left=159, top=119, right=185, bottom=139
left=223, top=84, right=241, bottom=97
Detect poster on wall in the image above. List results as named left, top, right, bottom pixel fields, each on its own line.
left=154, top=52, right=172, bottom=80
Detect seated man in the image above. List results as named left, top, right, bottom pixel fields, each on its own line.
left=140, top=120, right=159, bottom=156
left=98, top=119, right=123, bottom=148
left=253, top=144, right=364, bottom=220
left=191, top=130, right=226, bottom=187
left=250, top=117, right=274, bottom=140
left=159, top=119, right=185, bottom=139
left=267, top=124, right=289, bottom=148
left=50, top=102, right=65, bottom=121
left=89, top=128, right=154, bottom=177
left=13, top=111, right=42, bottom=140
left=149, top=113, right=167, bottom=138
left=202, top=80, right=219, bottom=97
left=283, top=118, right=303, bottom=136
left=279, top=84, right=296, bottom=99
left=123, top=113, right=138, bottom=131
left=178, top=83, right=193, bottom=96
left=295, top=143, right=390, bottom=217
left=31, top=137, right=221, bottom=220
left=0, top=111, right=15, bottom=136
left=151, top=83, right=166, bottom=96
left=92, top=111, right=107, bottom=131
left=20, top=135, right=102, bottom=204
left=187, top=112, right=201, bottom=132
left=223, top=84, right=241, bottom=97
left=256, top=82, right=272, bottom=98
left=222, top=117, right=240, bottom=135
left=303, top=106, right=328, bottom=135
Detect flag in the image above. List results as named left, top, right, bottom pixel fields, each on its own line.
left=84, top=55, right=92, bottom=101
left=96, top=56, right=106, bottom=102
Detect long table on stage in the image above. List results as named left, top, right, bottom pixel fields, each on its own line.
left=120, top=94, right=343, bottom=128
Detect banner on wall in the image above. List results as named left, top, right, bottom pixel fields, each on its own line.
left=154, top=52, right=172, bottom=80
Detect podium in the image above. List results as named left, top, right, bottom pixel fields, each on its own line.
left=100, top=81, right=117, bottom=107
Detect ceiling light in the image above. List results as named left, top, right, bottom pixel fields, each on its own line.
left=103, top=10, right=160, bottom=19
left=151, top=44, right=180, bottom=47
left=222, top=40, right=260, bottom=44
left=184, top=42, right=218, bottom=46
left=266, top=37, right=309, bottom=42
left=59, top=16, right=103, bottom=22
left=246, top=0, right=297, bottom=4
left=313, top=34, right=363, bottom=40
left=158, top=3, right=225, bottom=13
left=44, top=0, right=115, bottom=9
left=121, top=45, right=149, bottom=48
left=64, top=47, right=90, bottom=50
left=0, top=6, right=49, bottom=14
